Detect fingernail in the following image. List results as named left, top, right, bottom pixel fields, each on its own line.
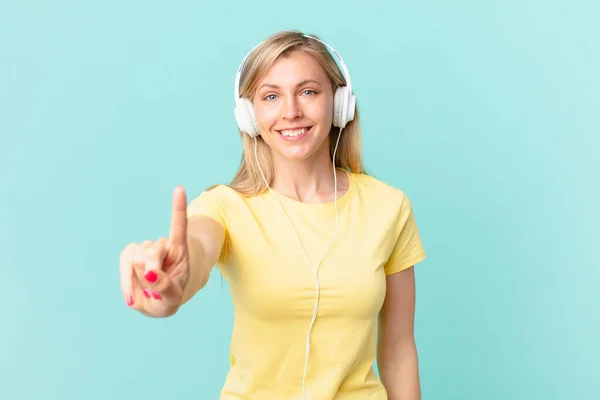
left=151, top=291, right=162, bottom=300
left=143, top=289, right=151, bottom=299
left=144, top=271, right=158, bottom=283
left=126, top=295, right=134, bottom=306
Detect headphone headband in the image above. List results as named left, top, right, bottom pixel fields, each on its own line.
left=234, top=34, right=352, bottom=101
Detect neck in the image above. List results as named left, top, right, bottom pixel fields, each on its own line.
left=270, top=151, right=340, bottom=204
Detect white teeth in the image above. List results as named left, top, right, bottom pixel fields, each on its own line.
left=280, top=128, right=306, bottom=137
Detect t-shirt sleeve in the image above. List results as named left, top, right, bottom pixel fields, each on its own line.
left=384, top=195, right=426, bottom=275
left=186, top=188, right=227, bottom=231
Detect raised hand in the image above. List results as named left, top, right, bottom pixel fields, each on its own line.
left=119, top=186, right=190, bottom=317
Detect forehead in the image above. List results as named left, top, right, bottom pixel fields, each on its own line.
left=259, top=51, right=329, bottom=84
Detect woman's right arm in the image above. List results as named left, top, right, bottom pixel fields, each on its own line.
left=120, top=187, right=226, bottom=317
left=180, top=215, right=226, bottom=305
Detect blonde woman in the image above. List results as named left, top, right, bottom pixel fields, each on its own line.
left=119, top=30, right=427, bottom=400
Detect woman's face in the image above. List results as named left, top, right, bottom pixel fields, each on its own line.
left=252, top=51, right=334, bottom=163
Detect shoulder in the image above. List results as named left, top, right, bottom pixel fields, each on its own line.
left=191, top=184, right=254, bottom=204
left=350, top=172, right=419, bottom=227
left=187, top=184, right=249, bottom=219
left=201, top=184, right=243, bottom=201
left=352, top=172, right=411, bottom=206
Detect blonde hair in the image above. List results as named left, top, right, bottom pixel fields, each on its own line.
left=222, top=30, right=366, bottom=196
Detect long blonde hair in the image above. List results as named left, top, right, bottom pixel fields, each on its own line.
left=224, top=30, right=366, bottom=196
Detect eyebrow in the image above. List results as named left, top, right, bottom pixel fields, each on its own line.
left=258, top=79, right=322, bottom=90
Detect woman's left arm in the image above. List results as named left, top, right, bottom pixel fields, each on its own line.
left=377, top=266, right=421, bottom=400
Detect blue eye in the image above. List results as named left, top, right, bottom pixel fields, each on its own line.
left=302, top=90, right=316, bottom=96
left=264, top=94, right=277, bottom=101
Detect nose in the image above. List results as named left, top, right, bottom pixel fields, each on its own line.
left=282, top=95, right=302, bottom=120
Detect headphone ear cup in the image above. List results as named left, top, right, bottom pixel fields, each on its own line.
left=333, top=86, right=355, bottom=128
left=234, top=98, right=260, bottom=137
left=333, top=87, right=344, bottom=128
left=346, top=91, right=356, bottom=127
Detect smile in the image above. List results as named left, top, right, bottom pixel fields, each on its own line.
left=277, top=126, right=313, bottom=139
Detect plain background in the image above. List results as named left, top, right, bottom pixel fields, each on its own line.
left=1, top=0, right=598, bottom=399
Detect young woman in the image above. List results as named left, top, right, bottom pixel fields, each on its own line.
left=119, top=30, right=427, bottom=400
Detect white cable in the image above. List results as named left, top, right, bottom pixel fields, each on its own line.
left=253, top=128, right=343, bottom=400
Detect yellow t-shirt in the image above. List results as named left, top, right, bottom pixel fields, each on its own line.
left=187, top=171, right=426, bottom=399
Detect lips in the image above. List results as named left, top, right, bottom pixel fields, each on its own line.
left=276, top=126, right=313, bottom=138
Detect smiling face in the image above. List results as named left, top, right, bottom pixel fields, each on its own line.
left=252, top=51, right=335, bottom=163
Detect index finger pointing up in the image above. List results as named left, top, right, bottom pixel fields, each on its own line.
left=169, top=185, right=188, bottom=246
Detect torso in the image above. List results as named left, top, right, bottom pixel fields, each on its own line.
left=187, top=171, right=425, bottom=399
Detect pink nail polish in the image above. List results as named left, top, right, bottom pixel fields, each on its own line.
left=151, top=291, right=161, bottom=300
left=143, top=289, right=151, bottom=299
left=145, top=271, right=158, bottom=283
left=126, top=296, right=134, bottom=306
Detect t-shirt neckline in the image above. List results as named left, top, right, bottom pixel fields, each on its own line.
left=269, top=168, right=356, bottom=210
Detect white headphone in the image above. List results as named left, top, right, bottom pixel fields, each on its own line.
left=233, top=34, right=356, bottom=137
left=233, top=34, right=355, bottom=399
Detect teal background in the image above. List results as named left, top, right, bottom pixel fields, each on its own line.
left=1, top=0, right=598, bottom=399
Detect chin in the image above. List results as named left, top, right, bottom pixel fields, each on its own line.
left=280, top=149, right=315, bottom=161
